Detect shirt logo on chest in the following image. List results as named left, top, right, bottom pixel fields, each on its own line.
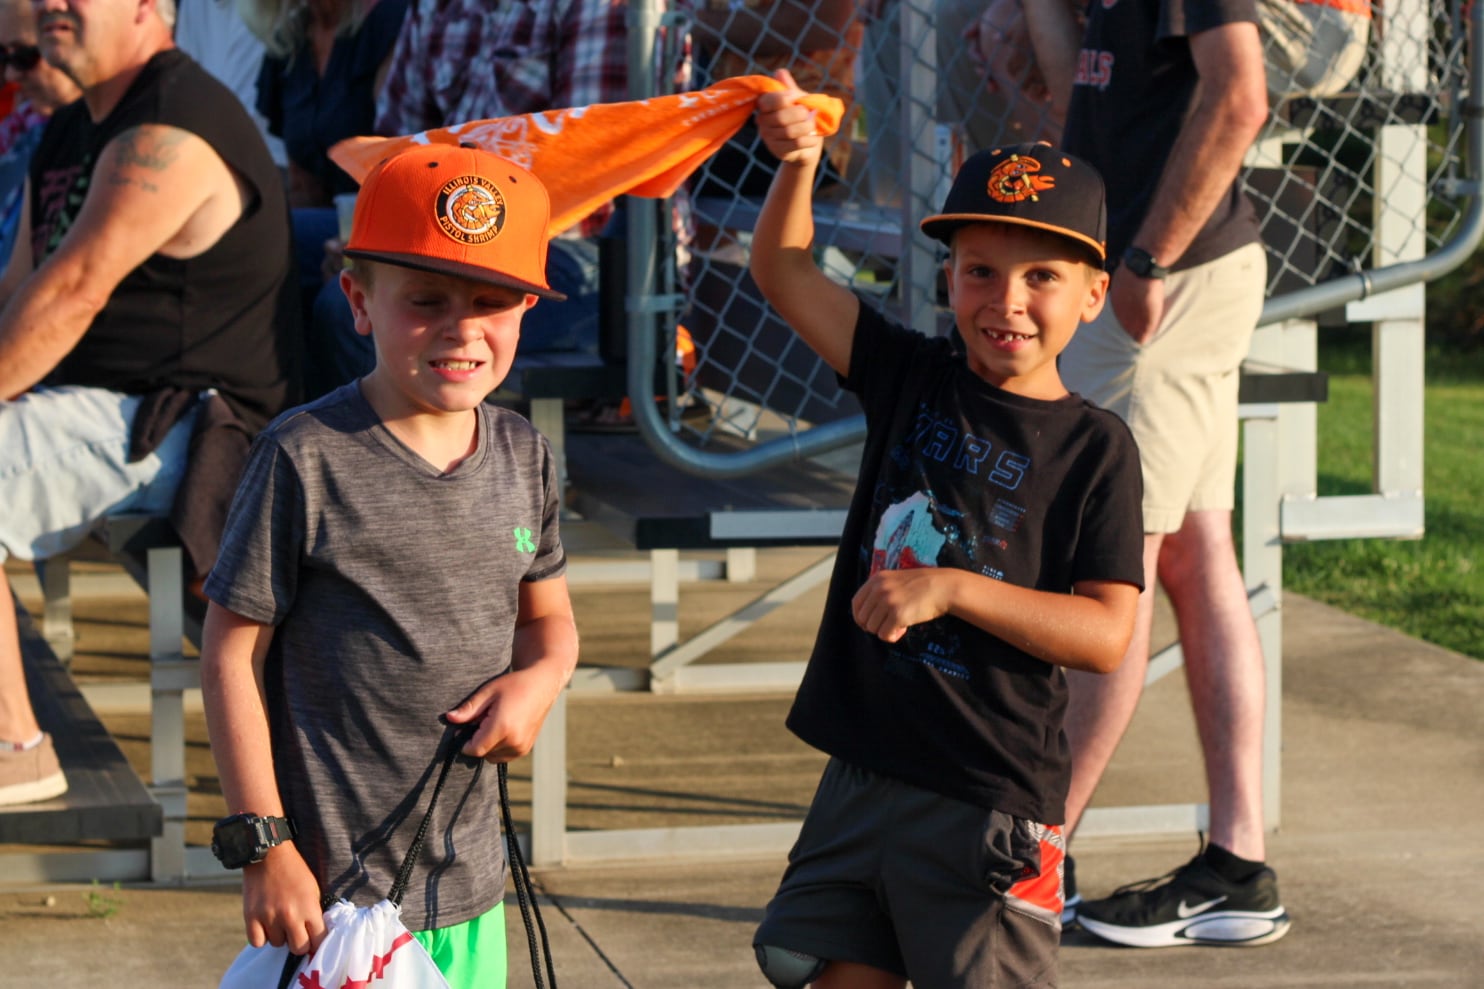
left=513, top=527, right=536, bottom=554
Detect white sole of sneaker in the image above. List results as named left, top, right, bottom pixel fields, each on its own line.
left=1078, top=908, right=1291, bottom=948
left=0, top=771, right=69, bottom=806
left=1061, top=893, right=1082, bottom=927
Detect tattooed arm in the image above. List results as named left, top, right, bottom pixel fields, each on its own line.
left=0, top=124, right=249, bottom=399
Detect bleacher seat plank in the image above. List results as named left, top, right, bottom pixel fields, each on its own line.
left=565, top=431, right=855, bottom=550
left=1, top=594, right=161, bottom=845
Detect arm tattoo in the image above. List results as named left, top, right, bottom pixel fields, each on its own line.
left=105, top=127, right=189, bottom=192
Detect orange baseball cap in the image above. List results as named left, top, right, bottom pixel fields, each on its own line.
left=344, top=143, right=566, bottom=300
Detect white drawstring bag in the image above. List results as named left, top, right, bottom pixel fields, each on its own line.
left=219, top=898, right=449, bottom=989
left=219, top=726, right=467, bottom=989
left=219, top=722, right=557, bottom=989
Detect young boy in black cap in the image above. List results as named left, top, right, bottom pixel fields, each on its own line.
left=748, top=71, right=1146, bottom=988
left=200, top=144, right=578, bottom=988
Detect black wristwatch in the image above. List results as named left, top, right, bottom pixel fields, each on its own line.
left=1121, top=245, right=1170, bottom=280
left=211, top=813, right=298, bottom=869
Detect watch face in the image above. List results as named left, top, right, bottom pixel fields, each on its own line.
left=211, top=817, right=259, bottom=869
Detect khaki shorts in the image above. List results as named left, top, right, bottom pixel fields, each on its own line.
left=1059, top=243, right=1266, bottom=534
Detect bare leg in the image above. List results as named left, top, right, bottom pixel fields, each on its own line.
left=0, top=587, right=42, bottom=743
left=1158, top=509, right=1266, bottom=861
left=1063, top=534, right=1163, bottom=836
left=814, top=961, right=906, bottom=989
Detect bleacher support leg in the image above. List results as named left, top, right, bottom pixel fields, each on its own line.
left=37, top=558, right=75, bottom=668
left=529, top=690, right=568, bottom=866
left=146, top=544, right=188, bottom=883
left=650, top=549, right=680, bottom=659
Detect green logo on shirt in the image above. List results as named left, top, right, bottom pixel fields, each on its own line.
left=513, top=527, right=536, bottom=554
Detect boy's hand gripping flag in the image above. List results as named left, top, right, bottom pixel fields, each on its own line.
left=328, top=76, right=845, bottom=237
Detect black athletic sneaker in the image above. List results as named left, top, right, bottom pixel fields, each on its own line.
left=1061, top=854, right=1081, bottom=926
left=1076, top=854, right=1291, bottom=947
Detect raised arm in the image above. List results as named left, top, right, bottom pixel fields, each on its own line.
left=200, top=602, right=326, bottom=956
left=0, top=123, right=245, bottom=399
left=751, top=69, right=860, bottom=378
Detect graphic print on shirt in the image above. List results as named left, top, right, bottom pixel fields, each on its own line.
left=867, top=402, right=1035, bottom=682
left=32, top=155, right=88, bottom=258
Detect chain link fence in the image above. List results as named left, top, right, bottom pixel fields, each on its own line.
left=630, top=0, right=1476, bottom=468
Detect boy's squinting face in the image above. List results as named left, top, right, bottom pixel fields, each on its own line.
left=344, top=263, right=534, bottom=420
left=944, top=223, right=1108, bottom=399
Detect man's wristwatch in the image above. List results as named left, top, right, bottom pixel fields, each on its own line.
left=1121, top=245, right=1171, bottom=280
left=210, top=813, right=298, bottom=869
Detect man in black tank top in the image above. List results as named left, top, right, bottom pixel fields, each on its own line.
left=0, top=0, right=297, bottom=807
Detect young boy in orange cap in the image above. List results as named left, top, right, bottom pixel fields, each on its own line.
left=748, top=71, right=1146, bottom=988
left=200, top=144, right=579, bottom=988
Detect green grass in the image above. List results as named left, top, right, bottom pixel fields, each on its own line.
left=1267, top=338, right=1484, bottom=659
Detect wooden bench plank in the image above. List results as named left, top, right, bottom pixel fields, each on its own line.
left=1, top=594, right=161, bottom=845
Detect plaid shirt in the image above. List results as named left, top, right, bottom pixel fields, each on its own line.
left=376, top=0, right=691, bottom=235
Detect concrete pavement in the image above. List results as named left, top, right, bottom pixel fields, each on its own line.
left=2, top=551, right=1481, bottom=988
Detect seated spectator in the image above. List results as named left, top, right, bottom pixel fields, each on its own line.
left=174, top=0, right=288, bottom=171
left=248, top=0, right=406, bottom=208
left=0, top=0, right=80, bottom=270
left=863, top=0, right=1079, bottom=207
left=954, top=0, right=1078, bottom=147
left=1258, top=0, right=1371, bottom=103
left=240, top=0, right=406, bottom=396
left=690, top=0, right=862, bottom=202
left=0, top=0, right=297, bottom=806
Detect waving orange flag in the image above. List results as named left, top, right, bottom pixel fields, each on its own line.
left=327, top=75, right=845, bottom=237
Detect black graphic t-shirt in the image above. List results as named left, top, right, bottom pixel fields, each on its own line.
left=784, top=306, right=1145, bottom=824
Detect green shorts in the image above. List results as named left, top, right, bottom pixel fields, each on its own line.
left=413, top=900, right=506, bottom=989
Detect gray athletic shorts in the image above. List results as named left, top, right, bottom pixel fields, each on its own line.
left=754, top=758, right=1065, bottom=988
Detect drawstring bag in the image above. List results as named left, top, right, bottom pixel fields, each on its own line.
left=219, top=725, right=557, bottom=988
left=219, top=898, right=448, bottom=989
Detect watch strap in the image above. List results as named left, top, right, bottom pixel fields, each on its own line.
left=1122, top=245, right=1170, bottom=280
left=256, top=814, right=296, bottom=849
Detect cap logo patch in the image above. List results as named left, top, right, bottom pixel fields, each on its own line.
left=987, top=153, right=1056, bottom=204
left=436, top=175, right=506, bottom=245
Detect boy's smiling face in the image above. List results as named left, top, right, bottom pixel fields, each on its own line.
left=944, top=222, right=1109, bottom=400
left=344, top=262, right=534, bottom=422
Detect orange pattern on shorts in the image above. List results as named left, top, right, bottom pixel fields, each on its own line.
left=1007, top=822, right=1066, bottom=917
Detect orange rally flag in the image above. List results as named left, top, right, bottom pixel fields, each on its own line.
left=327, top=76, right=845, bottom=237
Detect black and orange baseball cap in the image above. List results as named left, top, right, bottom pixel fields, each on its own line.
left=344, top=143, right=566, bottom=300
left=920, top=142, right=1107, bottom=263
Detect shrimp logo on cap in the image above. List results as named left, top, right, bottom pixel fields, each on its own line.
left=986, top=152, right=1057, bottom=204
left=436, top=174, right=506, bottom=245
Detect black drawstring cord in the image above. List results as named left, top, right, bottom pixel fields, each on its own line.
left=275, top=724, right=558, bottom=988
left=500, top=761, right=559, bottom=988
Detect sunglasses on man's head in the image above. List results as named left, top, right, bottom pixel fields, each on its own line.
left=1, top=44, right=42, bottom=72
